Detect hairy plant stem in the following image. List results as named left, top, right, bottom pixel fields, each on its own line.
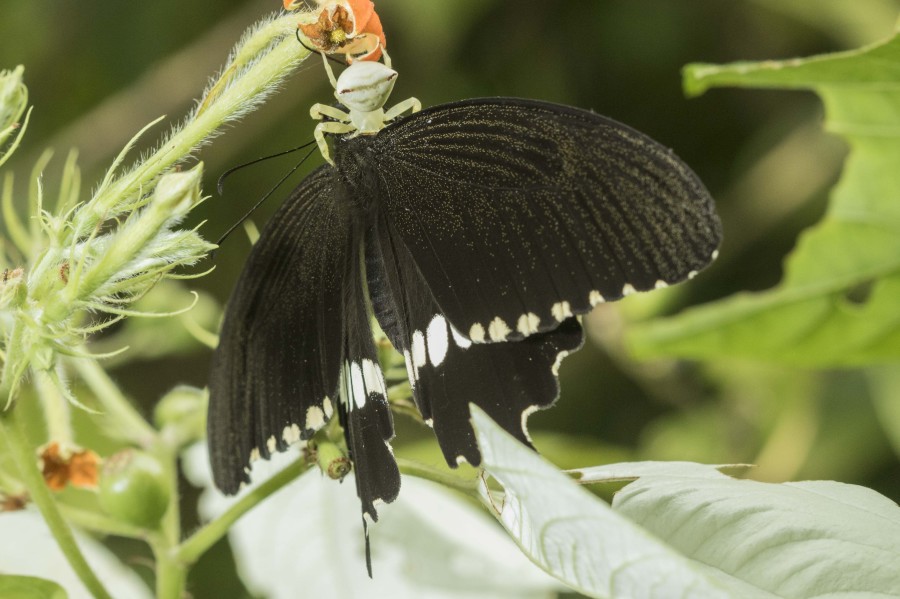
left=150, top=442, right=187, bottom=599
left=0, top=408, right=113, bottom=599
left=33, top=367, right=73, bottom=444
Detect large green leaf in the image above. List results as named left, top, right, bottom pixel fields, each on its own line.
left=605, top=463, right=900, bottom=598
left=628, top=29, right=900, bottom=365
left=182, top=444, right=562, bottom=599
left=472, top=406, right=900, bottom=598
left=470, top=406, right=768, bottom=599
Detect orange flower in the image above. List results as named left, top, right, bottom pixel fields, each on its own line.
left=39, top=442, right=101, bottom=491
left=298, top=0, right=386, bottom=62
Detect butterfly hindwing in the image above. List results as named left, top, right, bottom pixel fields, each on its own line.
left=208, top=166, right=348, bottom=494
left=349, top=98, right=722, bottom=344
left=366, top=216, right=584, bottom=466
left=338, top=244, right=400, bottom=519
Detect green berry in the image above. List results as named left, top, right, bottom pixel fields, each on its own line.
left=99, top=450, right=170, bottom=529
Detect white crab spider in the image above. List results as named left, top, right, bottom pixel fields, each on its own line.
left=309, top=49, right=421, bottom=165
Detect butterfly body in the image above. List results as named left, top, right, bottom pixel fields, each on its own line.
left=208, top=94, right=721, bottom=525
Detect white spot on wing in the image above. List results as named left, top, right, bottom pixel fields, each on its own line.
left=322, top=397, right=333, bottom=418
left=305, top=406, right=325, bottom=430
left=411, top=330, right=427, bottom=369
left=266, top=436, right=277, bottom=453
left=551, top=350, right=570, bottom=376
left=551, top=301, right=572, bottom=321
left=488, top=316, right=511, bottom=341
left=362, top=358, right=387, bottom=396
left=469, top=323, right=485, bottom=342
left=350, top=361, right=366, bottom=409
left=622, top=283, right=637, bottom=296
left=711, top=249, right=719, bottom=260
left=687, top=270, right=699, bottom=280
left=426, top=315, right=449, bottom=366
left=455, top=455, right=468, bottom=465
left=516, top=312, right=540, bottom=336
left=282, top=423, right=302, bottom=444
left=451, top=325, right=472, bottom=348
left=424, top=418, right=434, bottom=428
left=654, top=280, right=669, bottom=289
left=249, top=447, right=261, bottom=463
left=589, top=290, right=605, bottom=306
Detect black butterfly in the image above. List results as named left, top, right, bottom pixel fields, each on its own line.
left=207, top=65, right=721, bottom=533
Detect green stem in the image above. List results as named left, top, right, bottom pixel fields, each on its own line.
left=33, top=368, right=73, bottom=444
left=69, top=357, right=157, bottom=446
left=396, top=458, right=480, bottom=495
left=0, top=408, right=113, bottom=599
left=174, top=456, right=309, bottom=565
left=152, top=537, right=187, bottom=599
left=150, top=443, right=186, bottom=599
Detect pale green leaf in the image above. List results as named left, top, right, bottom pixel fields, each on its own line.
left=470, top=405, right=768, bottom=599
left=0, top=511, right=152, bottom=599
left=182, top=444, right=561, bottom=599
left=613, top=467, right=900, bottom=598
left=629, top=29, right=900, bottom=365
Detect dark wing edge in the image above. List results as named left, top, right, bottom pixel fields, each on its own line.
left=370, top=97, right=722, bottom=344
left=207, top=166, right=347, bottom=495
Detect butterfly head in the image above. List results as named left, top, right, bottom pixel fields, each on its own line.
left=335, top=61, right=398, bottom=113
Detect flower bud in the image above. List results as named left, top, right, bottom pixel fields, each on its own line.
left=0, top=65, right=27, bottom=150
left=152, top=163, right=203, bottom=217
left=99, top=450, right=170, bottom=529
left=154, top=385, right=207, bottom=448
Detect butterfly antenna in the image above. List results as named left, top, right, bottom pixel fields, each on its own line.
left=214, top=145, right=318, bottom=248
left=217, top=140, right=317, bottom=195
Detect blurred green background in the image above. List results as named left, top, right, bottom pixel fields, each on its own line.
left=3, top=1, right=900, bottom=597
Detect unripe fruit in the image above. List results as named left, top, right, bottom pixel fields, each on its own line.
left=99, top=450, right=170, bottom=529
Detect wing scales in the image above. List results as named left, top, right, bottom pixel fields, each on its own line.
left=208, top=166, right=348, bottom=494
left=361, top=98, right=721, bottom=342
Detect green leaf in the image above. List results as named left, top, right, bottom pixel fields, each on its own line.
left=609, top=462, right=900, bottom=598
left=629, top=29, right=900, bottom=366
left=0, top=575, right=67, bottom=599
left=182, top=444, right=561, bottom=599
left=472, top=407, right=900, bottom=598
left=470, top=405, right=768, bottom=599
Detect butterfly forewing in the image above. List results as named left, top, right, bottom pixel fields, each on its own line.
left=209, top=164, right=401, bottom=521
left=208, top=166, right=349, bottom=494
left=355, top=98, right=721, bottom=344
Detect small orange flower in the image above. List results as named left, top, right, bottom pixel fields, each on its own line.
left=297, top=0, right=386, bottom=62
left=39, top=442, right=101, bottom=491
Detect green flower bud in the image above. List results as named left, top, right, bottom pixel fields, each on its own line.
left=154, top=385, right=207, bottom=448
left=152, top=163, right=203, bottom=217
left=99, top=450, right=170, bottom=529
left=315, top=441, right=351, bottom=481
left=0, top=65, right=27, bottom=150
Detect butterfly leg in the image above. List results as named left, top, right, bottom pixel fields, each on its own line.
left=383, top=97, right=422, bottom=122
